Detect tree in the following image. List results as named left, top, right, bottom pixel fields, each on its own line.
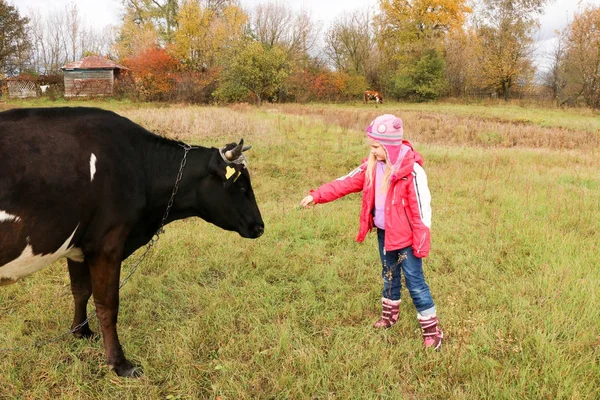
left=377, top=0, right=471, bottom=99
left=0, top=0, right=31, bottom=76
left=65, top=3, right=81, bottom=62
left=378, top=0, right=471, bottom=47
left=28, top=5, right=116, bottom=75
left=248, top=2, right=319, bottom=101
left=218, top=40, right=288, bottom=105
left=250, top=2, right=318, bottom=61
left=391, top=48, right=448, bottom=101
left=377, top=0, right=471, bottom=66
left=474, top=0, right=547, bottom=100
left=323, top=9, right=375, bottom=76
left=172, top=0, right=212, bottom=68
left=172, top=0, right=247, bottom=70
left=122, top=0, right=179, bottom=44
left=444, top=28, right=480, bottom=97
left=113, top=8, right=160, bottom=60
left=560, top=6, right=600, bottom=108
left=33, top=10, right=68, bottom=74
left=541, top=32, right=567, bottom=106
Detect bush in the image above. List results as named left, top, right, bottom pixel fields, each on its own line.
left=122, top=47, right=179, bottom=101
left=390, top=49, right=449, bottom=102
left=284, top=69, right=367, bottom=103
left=174, top=69, right=220, bottom=103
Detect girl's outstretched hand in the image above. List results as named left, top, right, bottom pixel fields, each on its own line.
left=300, top=195, right=315, bottom=208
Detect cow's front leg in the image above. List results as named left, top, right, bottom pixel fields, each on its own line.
left=67, top=259, right=95, bottom=339
left=89, top=252, right=141, bottom=378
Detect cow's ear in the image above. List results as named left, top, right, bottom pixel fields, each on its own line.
left=223, top=164, right=242, bottom=188
left=209, top=150, right=241, bottom=187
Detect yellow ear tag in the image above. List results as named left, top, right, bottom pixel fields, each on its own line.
left=225, top=166, right=236, bottom=180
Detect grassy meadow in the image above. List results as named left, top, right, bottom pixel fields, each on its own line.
left=0, top=100, right=599, bottom=399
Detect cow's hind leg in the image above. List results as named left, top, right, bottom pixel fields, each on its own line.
left=89, top=247, right=141, bottom=378
left=67, top=259, right=95, bottom=339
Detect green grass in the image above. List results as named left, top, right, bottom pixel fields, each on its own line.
left=1, top=100, right=599, bottom=399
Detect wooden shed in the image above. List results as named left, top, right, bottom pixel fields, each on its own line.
left=61, top=56, right=128, bottom=97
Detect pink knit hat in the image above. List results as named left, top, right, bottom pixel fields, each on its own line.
left=366, top=114, right=404, bottom=165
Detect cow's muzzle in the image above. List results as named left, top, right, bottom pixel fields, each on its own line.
left=252, top=224, right=264, bottom=238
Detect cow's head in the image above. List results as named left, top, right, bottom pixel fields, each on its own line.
left=198, top=139, right=264, bottom=239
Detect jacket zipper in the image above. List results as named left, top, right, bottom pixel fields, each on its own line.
left=402, top=199, right=413, bottom=231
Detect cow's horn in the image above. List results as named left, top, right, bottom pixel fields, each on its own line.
left=225, top=139, right=244, bottom=161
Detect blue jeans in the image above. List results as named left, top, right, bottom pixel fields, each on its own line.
left=377, top=229, right=436, bottom=316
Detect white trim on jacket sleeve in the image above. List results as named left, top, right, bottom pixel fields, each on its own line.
left=412, top=163, right=432, bottom=228
left=335, top=165, right=364, bottom=181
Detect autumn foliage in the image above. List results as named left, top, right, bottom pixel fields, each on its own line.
left=122, top=47, right=179, bottom=101
left=285, top=68, right=367, bottom=102
left=560, top=6, right=600, bottom=107
left=96, top=0, right=600, bottom=106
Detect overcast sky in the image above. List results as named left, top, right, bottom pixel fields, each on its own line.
left=13, top=0, right=600, bottom=71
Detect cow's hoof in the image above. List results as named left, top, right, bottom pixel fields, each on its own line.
left=72, top=325, right=96, bottom=340
left=112, top=361, right=143, bottom=378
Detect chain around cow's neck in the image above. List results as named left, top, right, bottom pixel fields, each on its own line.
left=0, top=144, right=195, bottom=353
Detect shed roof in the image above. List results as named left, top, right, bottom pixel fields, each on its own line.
left=62, top=56, right=128, bottom=71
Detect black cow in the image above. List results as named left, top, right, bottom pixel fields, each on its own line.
left=0, top=107, right=264, bottom=377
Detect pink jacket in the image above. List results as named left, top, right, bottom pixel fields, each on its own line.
left=309, top=141, right=432, bottom=257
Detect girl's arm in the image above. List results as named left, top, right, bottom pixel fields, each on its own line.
left=406, top=163, right=432, bottom=258
left=303, top=164, right=366, bottom=206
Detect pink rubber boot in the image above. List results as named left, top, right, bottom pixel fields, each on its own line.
left=373, top=298, right=401, bottom=329
left=418, top=315, right=443, bottom=350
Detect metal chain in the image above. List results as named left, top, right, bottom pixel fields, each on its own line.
left=0, top=144, right=194, bottom=353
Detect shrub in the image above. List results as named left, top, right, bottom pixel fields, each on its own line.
left=122, top=47, right=179, bottom=101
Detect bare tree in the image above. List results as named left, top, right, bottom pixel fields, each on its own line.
left=541, top=32, right=567, bottom=105
left=444, top=29, right=480, bottom=97
left=84, top=25, right=119, bottom=59
left=45, top=10, right=68, bottom=73
left=26, top=4, right=118, bottom=75
left=252, top=2, right=292, bottom=46
left=204, top=0, right=231, bottom=12
left=65, top=3, right=81, bottom=62
left=28, top=10, right=47, bottom=74
left=27, top=9, right=68, bottom=74
left=323, top=9, right=375, bottom=75
left=250, top=2, right=319, bottom=60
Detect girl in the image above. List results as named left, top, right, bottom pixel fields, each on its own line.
left=300, top=114, right=443, bottom=350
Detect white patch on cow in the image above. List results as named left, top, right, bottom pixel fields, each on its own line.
left=90, top=153, right=97, bottom=182
left=0, top=226, right=84, bottom=282
left=0, top=210, right=21, bottom=223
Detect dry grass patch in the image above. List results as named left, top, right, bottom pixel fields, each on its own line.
left=268, top=103, right=600, bottom=151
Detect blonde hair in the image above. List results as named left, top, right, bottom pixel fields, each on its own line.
left=365, top=152, right=393, bottom=193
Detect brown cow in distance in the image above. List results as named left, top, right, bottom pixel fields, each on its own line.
left=364, top=90, right=383, bottom=104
